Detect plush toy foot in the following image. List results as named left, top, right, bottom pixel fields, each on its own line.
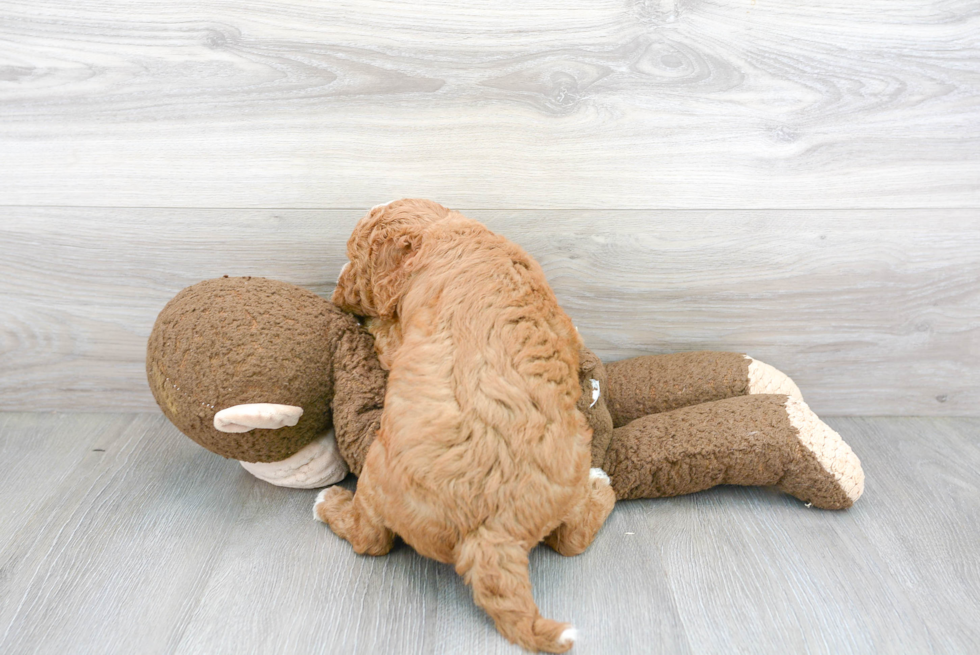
left=745, top=356, right=803, bottom=400
left=314, top=486, right=394, bottom=556
left=240, top=430, right=349, bottom=489
left=778, top=397, right=864, bottom=509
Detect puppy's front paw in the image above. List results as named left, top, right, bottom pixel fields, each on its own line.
left=313, top=486, right=353, bottom=523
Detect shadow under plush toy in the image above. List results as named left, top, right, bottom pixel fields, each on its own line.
left=147, top=276, right=863, bottom=509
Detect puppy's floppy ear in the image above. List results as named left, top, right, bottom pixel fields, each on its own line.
left=371, top=221, right=423, bottom=317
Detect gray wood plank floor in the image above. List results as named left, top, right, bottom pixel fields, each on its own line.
left=1, top=412, right=977, bottom=654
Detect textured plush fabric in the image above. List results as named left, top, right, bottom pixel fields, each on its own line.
left=146, top=276, right=384, bottom=463
left=330, top=322, right=387, bottom=476
left=601, top=394, right=797, bottom=500
left=599, top=393, right=857, bottom=509
left=779, top=397, right=862, bottom=509
left=604, top=351, right=751, bottom=428
left=777, top=434, right=855, bottom=510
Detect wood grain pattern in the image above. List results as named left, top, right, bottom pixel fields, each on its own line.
left=0, top=1, right=978, bottom=208
left=0, top=413, right=134, bottom=565
left=839, top=416, right=980, bottom=653
left=2, top=207, right=978, bottom=415
left=1, top=413, right=978, bottom=654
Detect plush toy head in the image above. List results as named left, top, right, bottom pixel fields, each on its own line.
left=147, top=276, right=350, bottom=463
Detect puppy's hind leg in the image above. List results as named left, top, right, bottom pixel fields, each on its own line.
left=545, top=469, right=616, bottom=557
left=314, top=485, right=394, bottom=556
left=456, top=531, right=576, bottom=653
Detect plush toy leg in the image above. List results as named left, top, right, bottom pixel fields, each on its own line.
left=604, top=351, right=801, bottom=428
left=602, top=394, right=864, bottom=509
left=544, top=468, right=616, bottom=557
left=313, top=483, right=394, bottom=556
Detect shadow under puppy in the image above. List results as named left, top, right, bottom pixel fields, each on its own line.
left=319, top=199, right=615, bottom=652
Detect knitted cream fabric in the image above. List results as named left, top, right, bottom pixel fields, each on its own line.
left=784, top=396, right=865, bottom=504
left=240, top=430, right=349, bottom=489
left=746, top=357, right=804, bottom=399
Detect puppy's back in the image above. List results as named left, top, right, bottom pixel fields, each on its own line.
left=392, top=216, right=590, bottom=509
left=418, top=217, right=584, bottom=425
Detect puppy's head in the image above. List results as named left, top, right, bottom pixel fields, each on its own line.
left=333, top=199, right=451, bottom=318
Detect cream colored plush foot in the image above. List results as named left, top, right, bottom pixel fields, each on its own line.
left=745, top=356, right=804, bottom=400
left=783, top=397, right=865, bottom=508
left=239, top=430, right=349, bottom=489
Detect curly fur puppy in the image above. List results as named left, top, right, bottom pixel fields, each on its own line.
left=316, top=199, right=615, bottom=652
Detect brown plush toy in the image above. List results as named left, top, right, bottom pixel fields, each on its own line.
left=146, top=275, right=386, bottom=488
left=147, top=277, right=863, bottom=509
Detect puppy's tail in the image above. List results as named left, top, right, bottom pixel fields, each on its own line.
left=456, top=530, right=576, bottom=653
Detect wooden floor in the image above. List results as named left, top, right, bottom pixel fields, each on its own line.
left=1, top=413, right=977, bottom=654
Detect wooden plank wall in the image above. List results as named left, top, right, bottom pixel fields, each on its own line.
left=3, top=209, right=978, bottom=415
left=1, top=1, right=978, bottom=415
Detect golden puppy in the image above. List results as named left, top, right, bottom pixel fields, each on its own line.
left=317, top=199, right=615, bottom=652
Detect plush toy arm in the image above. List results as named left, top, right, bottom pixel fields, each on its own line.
left=331, top=320, right=388, bottom=477
left=604, top=351, right=801, bottom=428
left=239, top=430, right=349, bottom=489
left=213, top=403, right=304, bottom=433
left=600, top=394, right=864, bottom=510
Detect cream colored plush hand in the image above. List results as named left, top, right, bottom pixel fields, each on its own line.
left=240, top=430, right=349, bottom=489
left=213, top=403, right=304, bottom=433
